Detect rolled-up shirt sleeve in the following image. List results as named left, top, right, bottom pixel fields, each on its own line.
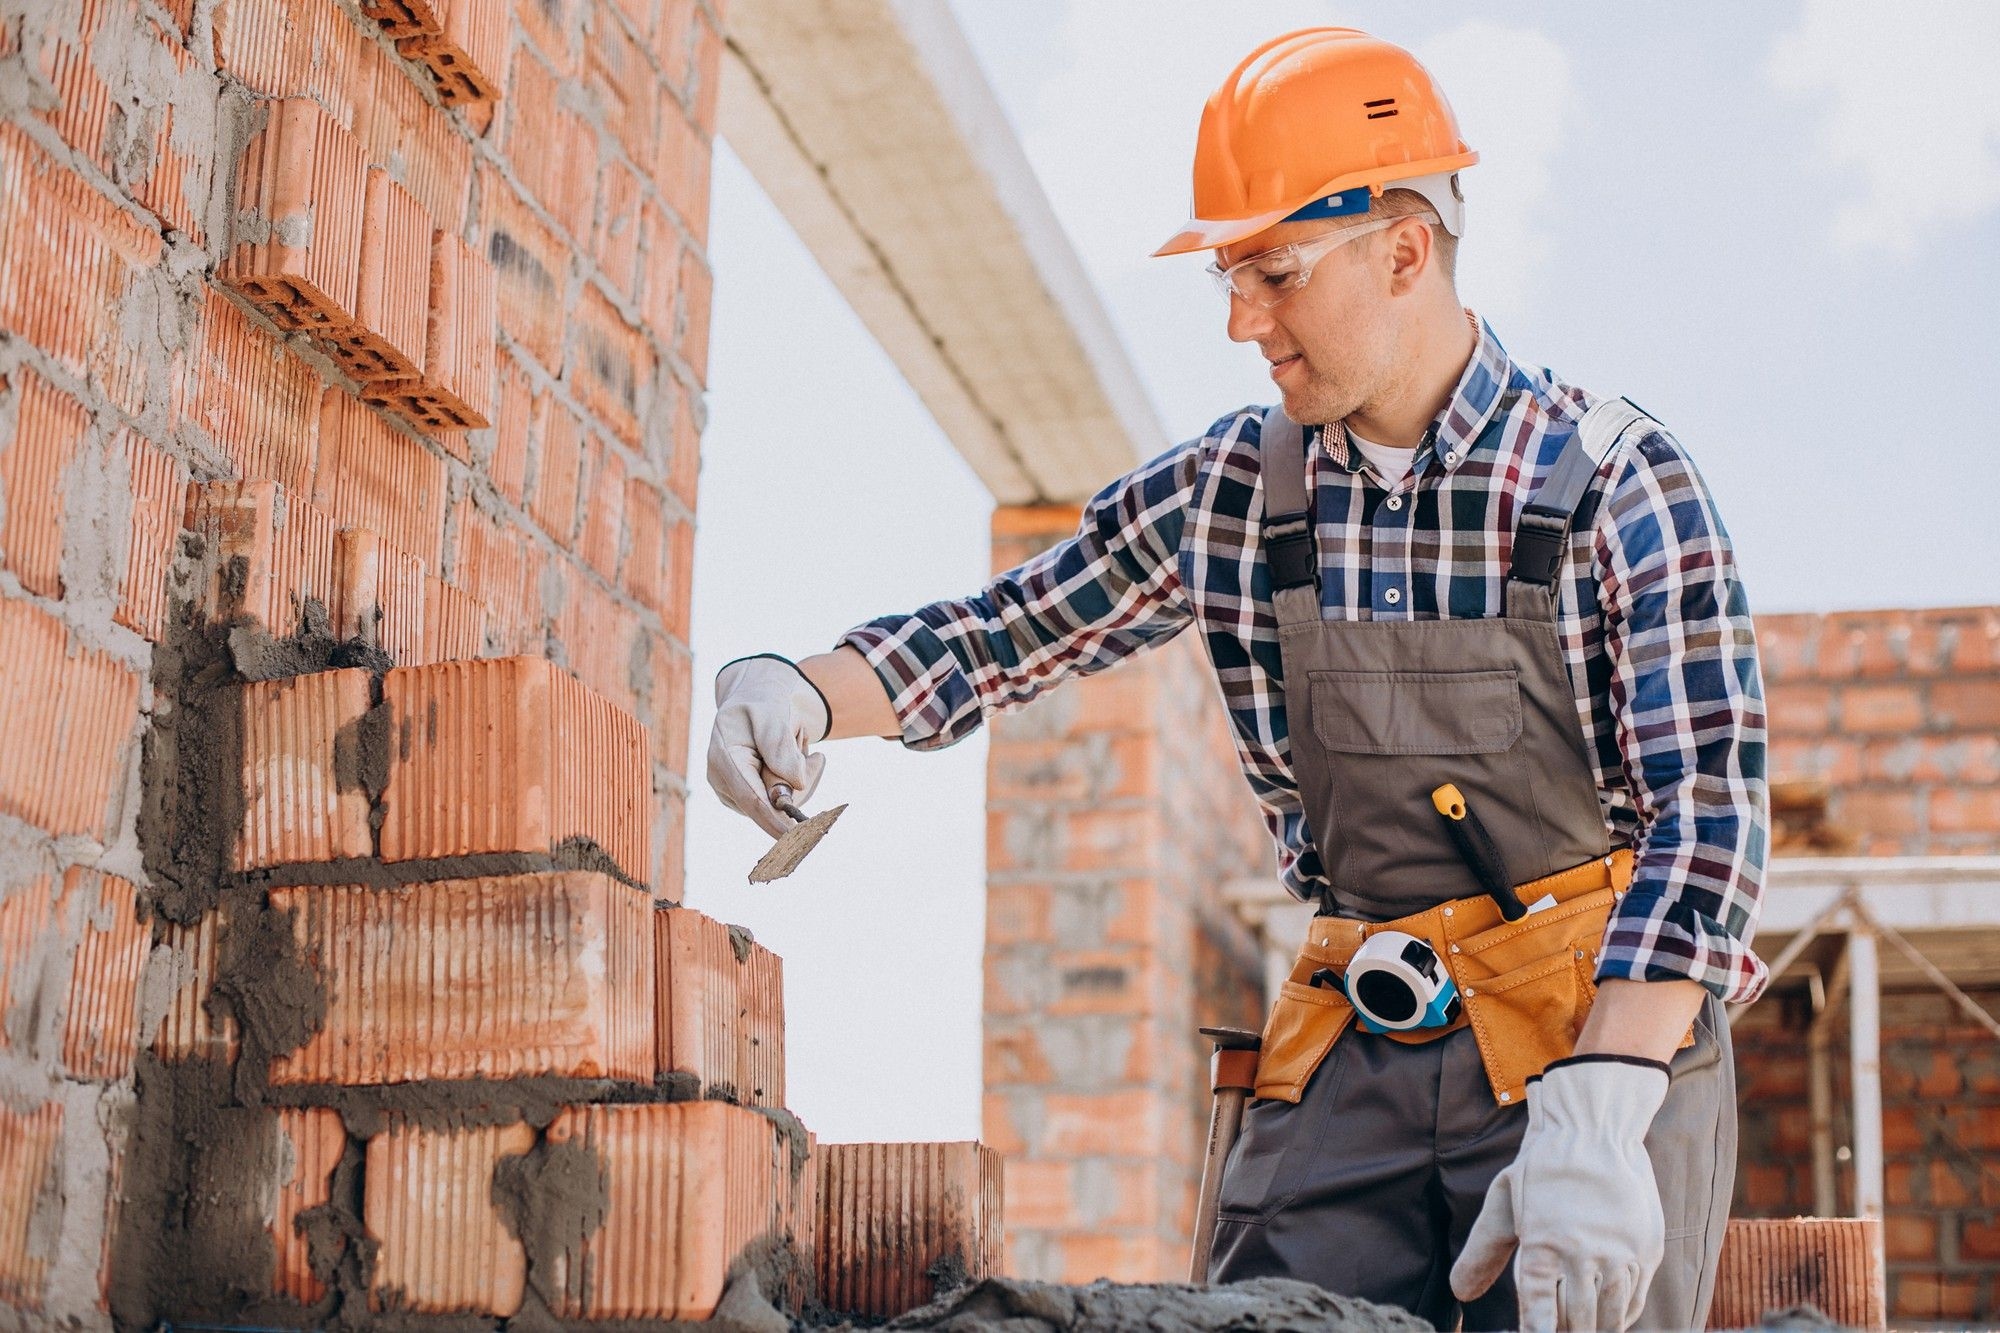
left=1591, top=425, right=1771, bottom=1003
left=840, top=442, right=1200, bottom=751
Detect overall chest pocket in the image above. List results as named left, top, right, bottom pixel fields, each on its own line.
left=1304, top=668, right=1539, bottom=897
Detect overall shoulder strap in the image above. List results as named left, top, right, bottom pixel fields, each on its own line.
left=1506, top=396, right=1653, bottom=612
left=1257, top=406, right=1320, bottom=626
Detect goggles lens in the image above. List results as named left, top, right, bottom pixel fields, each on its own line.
left=1206, top=215, right=1410, bottom=308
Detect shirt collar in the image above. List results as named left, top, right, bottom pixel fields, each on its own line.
left=1316, top=311, right=1516, bottom=478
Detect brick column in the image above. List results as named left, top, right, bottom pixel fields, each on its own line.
left=983, top=505, right=1267, bottom=1283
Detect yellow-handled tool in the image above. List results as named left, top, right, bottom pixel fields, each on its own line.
left=1431, top=783, right=1528, bottom=922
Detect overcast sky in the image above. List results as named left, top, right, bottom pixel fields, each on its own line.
left=683, top=2, right=2000, bottom=1146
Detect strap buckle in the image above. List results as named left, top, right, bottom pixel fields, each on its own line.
left=1509, top=507, right=1570, bottom=587
left=1263, top=512, right=1317, bottom=592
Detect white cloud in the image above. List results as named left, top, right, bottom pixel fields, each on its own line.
left=1767, top=0, right=2000, bottom=254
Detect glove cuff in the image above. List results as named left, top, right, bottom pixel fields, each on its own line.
left=1528, top=1052, right=1671, bottom=1136
left=720, top=653, right=833, bottom=742
left=1541, top=1052, right=1671, bottom=1078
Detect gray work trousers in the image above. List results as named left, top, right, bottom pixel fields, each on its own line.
left=1211, top=995, right=1737, bottom=1331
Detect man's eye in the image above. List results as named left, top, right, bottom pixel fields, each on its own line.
left=1258, top=268, right=1300, bottom=289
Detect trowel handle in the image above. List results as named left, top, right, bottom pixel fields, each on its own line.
left=768, top=783, right=809, bottom=825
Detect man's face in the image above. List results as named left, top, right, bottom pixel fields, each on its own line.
left=1216, top=219, right=1403, bottom=426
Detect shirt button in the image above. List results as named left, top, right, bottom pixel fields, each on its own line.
left=1444, top=451, right=1460, bottom=466
left=1384, top=587, right=1402, bottom=605
left=1385, top=494, right=1404, bottom=511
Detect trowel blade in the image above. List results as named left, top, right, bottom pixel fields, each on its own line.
left=748, top=804, right=847, bottom=883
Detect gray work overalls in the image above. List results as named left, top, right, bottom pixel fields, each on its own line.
left=1209, top=400, right=1736, bottom=1331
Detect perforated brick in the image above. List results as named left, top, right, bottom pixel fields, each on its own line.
left=236, top=669, right=374, bottom=869
left=365, top=1119, right=532, bottom=1316
left=655, top=905, right=784, bottom=1107
left=397, top=0, right=508, bottom=105
left=362, top=230, right=496, bottom=432
left=816, top=1141, right=1004, bottom=1319
left=222, top=97, right=369, bottom=334
left=57, top=869, right=149, bottom=1080
left=1707, top=1217, right=1885, bottom=1330
left=321, top=168, right=430, bottom=383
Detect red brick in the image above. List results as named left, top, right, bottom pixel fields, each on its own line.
left=213, top=0, right=368, bottom=127
left=1833, top=788, right=1921, bottom=840
left=1894, top=1270, right=1980, bottom=1322
left=544, top=1101, right=809, bottom=1320
left=321, top=168, right=430, bottom=384
left=578, top=439, right=626, bottom=580
left=1040, top=1090, right=1159, bottom=1157
left=447, top=499, right=544, bottom=653
left=363, top=229, right=497, bottom=433
left=0, top=123, right=160, bottom=416
left=1004, top=1158, right=1072, bottom=1230
left=1058, top=1232, right=1159, bottom=1284
left=570, top=284, right=651, bottom=446
left=1933, top=678, right=2000, bottom=732
left=223, top=97, right=368, bottom=334
left=380, top=656, right=651, bottom=880
left=422, top=571, right=484, bottom=663
left=816, top=1141, right=1003, bottom=1319
left=644, top=636, right=689, bottom=774
left=654, top=905, right=785, bottom=1106
left=594, top=159, right=645, bottom=303
left=0, top=596, right=141, bottom=838
left=529, top=402, right=584, bottom=543
left=552, top=569, right=640, bottom=712
left=504, top=48, right=597, bottom=241
left=314, top=390, right=447, bottom=563
left=236, top=669, right=374, bottom=869
left=115, top=430, right=186, bottom=641
left=1884, top=1211, right=1938, bottom=1262
left=665, top=510, right=693, bottom=641
left=1932, top=788, right=2000, bottom=836
left=483, top=169, right=570, bottom=370
left=1709, top=1217, right=1883, bottom=1330
left=0, top=367, right=88, bottom=598
left=986, top=1024, right=1054, bottom=1086
left=640, top=201, right=679, bottom=346
left=336, top=527, right=427, bottom=661
left=487, top=356, right=536, bottom=504
left=653, top=0, right=695, bottom=93
left=397, top=0, right=510, bottom=106
left=0, top=1101, right=62, bottom=1309
left=1837, top=683, right=1925, bottom=735
left=271, top=871, right=654, bottom=1084
left=584, top=12, right=657, bottom=175
left=0, top=875, right=62, bottom=1061
left=35, top=0, right=122, bottom=176
left=356, top=0, right=442, bottom=40
left=151, top=909, right=239, bottom=1061
left=513, top=0, right=575, bottom=73
left=676, top=247, right=712, bottom=385
left=1765, top=682, right=1836, bottom=736
left=667, top=384, right=699, bottom=510
left=1961, top=1213, right=2000, bottom=1261
left=185, top=479, right=340, bottom=635
left=350, top=46, right=470, bottom=237
left=622, top=478, right=666, bottom=615
left=364, top=1119, right=533, bottom=1315
left=176, top=290, right=321, bottom=496
left=272, top=1107, right=346, bottom=1303
left=57, top=869, right=148, bottom=1080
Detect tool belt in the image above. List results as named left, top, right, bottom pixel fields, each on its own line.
left=1254, top=848, right=1689, bottom=1107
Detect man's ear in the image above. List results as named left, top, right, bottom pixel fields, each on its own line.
left=1384, top=219, right=1433, bottom=297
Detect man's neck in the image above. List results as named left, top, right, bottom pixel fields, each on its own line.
left=1344, top=306, right=1478, bottom=449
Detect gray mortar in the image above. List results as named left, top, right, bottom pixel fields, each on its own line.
left=861, top=1275, right=1435, bottom=1332
left=493, top=1136, right=610, bottom=1324
left=727, top=922, right=756, bottom=963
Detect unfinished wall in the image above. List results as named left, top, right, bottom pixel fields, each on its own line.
left=982, top=504, right=1267, bottom=1284
left=1734, top=990, right=2000, bottom=1326
left=1762, top=606, right=2000, bottom=855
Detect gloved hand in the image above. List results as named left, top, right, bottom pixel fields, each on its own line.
left=706, top=654, right=833, bottom=838
left=1450, top=1053, right=1670, bottom=1332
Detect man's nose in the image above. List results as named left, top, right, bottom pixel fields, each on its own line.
left=1225, top=291, right=1275, bottom=344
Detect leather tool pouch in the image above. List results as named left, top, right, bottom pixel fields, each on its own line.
left=1252, top=850, right=1687, bottom=1106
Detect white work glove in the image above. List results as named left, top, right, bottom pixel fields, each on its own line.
left=706, top=654, right=832, bottom=838
left=1451, top=1054, right=1671, bottom=1333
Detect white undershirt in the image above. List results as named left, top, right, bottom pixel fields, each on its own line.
left=1346, top=427, right=1418, bottom=490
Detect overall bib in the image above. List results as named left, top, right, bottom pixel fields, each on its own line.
left=1208, top=401, right=1736, bottom=1331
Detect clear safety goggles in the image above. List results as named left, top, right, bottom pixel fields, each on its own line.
left=1205, top=214, right=1414, bottom=309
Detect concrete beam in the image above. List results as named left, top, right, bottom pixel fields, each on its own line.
left=719, top=0, right=1163, bottom=506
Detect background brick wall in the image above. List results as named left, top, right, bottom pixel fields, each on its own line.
left=983, top=504, right=1266, bottom=1284
left=0, top=0, right=718, bottom=1319
left=1762, top=607, right=2000, bottom=855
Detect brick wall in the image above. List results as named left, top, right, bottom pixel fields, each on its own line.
left=1734, top=990, right=2000, bottom=1326
left=983, top=504, right=1267, bottom=1283
left=1762, top=607, right=2000, bottom=855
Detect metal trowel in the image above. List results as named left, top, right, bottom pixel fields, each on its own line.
left=747, top=783, right=846, bottom=883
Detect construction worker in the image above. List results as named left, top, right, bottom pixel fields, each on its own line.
left=708, top=26, right=1766, bottom=1333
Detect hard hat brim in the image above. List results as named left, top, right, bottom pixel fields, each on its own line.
left=1151, top=148, right=1478, bottom=258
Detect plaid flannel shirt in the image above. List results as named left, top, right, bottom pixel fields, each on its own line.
left=842, top=317, right=1770, bottom=1003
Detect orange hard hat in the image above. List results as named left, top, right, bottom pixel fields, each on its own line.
left=1154, top=28, right=1478, bottom=257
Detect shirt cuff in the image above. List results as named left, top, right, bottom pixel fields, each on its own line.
left=839, top=616, right=983, bottom=752
left=1595, top=884, right=1769, bottom=1004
